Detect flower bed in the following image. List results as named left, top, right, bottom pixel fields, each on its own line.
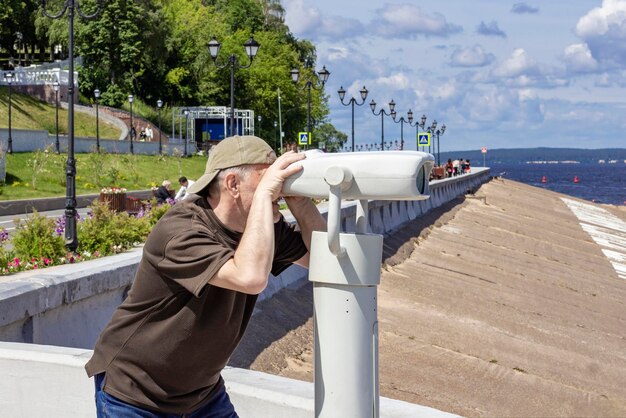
left=0, top=197, right=174, bottom=275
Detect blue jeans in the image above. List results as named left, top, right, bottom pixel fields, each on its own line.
left=95, top=373, right=238, bottom=418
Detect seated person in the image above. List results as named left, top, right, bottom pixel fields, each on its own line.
left=155, top=180, right=172, bottom=204
left=174, top=176, right=195, bottom=201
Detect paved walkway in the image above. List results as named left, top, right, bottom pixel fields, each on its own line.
left=230, top=179, right=626, bottom=417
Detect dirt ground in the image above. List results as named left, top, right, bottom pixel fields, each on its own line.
left=230, top=179, right=626, bottom=417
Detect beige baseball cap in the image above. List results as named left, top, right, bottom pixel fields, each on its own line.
left=187, top=135, right=276, bottom=195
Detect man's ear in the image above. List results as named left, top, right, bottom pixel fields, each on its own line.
left=223, top=172, right=240, bottom=198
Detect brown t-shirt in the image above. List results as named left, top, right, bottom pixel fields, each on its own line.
left=85, top=195, right=307, bottom=413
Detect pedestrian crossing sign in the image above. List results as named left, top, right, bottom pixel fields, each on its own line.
left=298, top=132, right=311, bottom=145
left=418, top=132, right=431, bottom=146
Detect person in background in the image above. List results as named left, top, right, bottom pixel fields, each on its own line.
left=465, top=159, right=471, bottom=173
left=85, top=135, right=325, bottom=417
left=174, top=176, right=195, bottom=201
left=155, top=180, right=173, bottom=204
left=445, top=158, right=454, bottom=178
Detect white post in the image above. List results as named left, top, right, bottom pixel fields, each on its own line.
left=310, top=181, right=381, bottom=417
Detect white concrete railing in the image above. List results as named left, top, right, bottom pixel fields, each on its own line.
left=0, top=68, right=77, bottom=87
left=0, top=342, right=459, bottom=418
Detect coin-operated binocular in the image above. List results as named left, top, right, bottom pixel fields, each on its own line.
left=282, top=150, right=434, bottom=201
left=283, top=150, right=434, bottom=418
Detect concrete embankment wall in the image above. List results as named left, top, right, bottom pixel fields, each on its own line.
left=0, top=128, right=187, bottom=156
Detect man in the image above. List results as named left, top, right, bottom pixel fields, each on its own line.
left=85, top=135, right=325, bottom=417
left=174, top=176, right=195, bottom=201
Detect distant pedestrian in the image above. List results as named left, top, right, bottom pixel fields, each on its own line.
left=453, top=159, right=459, bottom=176
left=446, top=159, right=454, bottom=178
left=130, top=126, right=137, bottom=141
left=460, top=159, right=466, bottom=174
left=465, top=160, right=471, bottom=173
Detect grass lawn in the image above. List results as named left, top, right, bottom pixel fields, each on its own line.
left=0, top=88, right=121, bottom=139
left=1, top=152, right=208, bottom=200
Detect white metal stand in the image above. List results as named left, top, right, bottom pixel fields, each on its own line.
left=309, top=170, right=382, bottom=417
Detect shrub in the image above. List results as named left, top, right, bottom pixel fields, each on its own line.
left=78, top=200, right=151, bottom=255
left=12, top=210, right=66, bottom=262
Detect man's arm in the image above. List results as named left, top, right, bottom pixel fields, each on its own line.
left=210, top=152, right=306, bottom=295
left=174, top=187, right=185, bottom=200
left=284, top=196, right=326, bottom=268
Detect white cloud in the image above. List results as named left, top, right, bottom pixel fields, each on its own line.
left=476, top=21, right=507, bottom=38
left=574, top=0, right=626, bottom=67
left=450, top=45, right=496, bottom=67
left=511, top=3, right=539, bottom=14
left=369, top=3, right=462, bottom=38
left=493, top=48, right=538, bottom=78
left=283, top=0, right=364, bottom=40
left=563, top=43, right=599, bottom=73
left=376, top=73, right=411, bottom=90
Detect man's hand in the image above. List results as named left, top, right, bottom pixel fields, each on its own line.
left=255, top=151, right=305, bottom=201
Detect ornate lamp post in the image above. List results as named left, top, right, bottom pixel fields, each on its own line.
left=390, top=109, right=413, bottom=151
left=429, top=120, right=438, bottom=163
left=369, top=98, right=394, bottom=151
left=290, top=65, right=330, bottom=137
left=338, top=85, right=368, bottom=152
left=41, top=0, right=103, bottom=251
left=183, top=108, right=189, bottom=157
left=435, top=123, right=446, bottom=166
left=257, top=114, right=262, bottom=136
left=207, top=35, right=260, bottom=136
left=5, top=73, right=14, bottom=154
left=416, top=114, right=427, bottom=151
left=94, top=88, right=100, bottom=153
left=157, top=99, right=163, bottom=155
left=128, top=94, right=134, bottom=154
left=53, top=81, right=60, bottom=153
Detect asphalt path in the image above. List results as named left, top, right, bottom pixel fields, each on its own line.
left=0, top=207, right=92, bottom=234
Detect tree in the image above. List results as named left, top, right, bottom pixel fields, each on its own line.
left=314, top=122, right=348, bottom=152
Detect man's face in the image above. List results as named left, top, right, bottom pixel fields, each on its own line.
left=238, top=164, right=282, bottom=223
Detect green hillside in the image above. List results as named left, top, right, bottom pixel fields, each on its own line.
left=0, top=87, right=122, bottom=139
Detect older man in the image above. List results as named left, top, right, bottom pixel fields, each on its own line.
left=86, top=135, right=325, bottom=417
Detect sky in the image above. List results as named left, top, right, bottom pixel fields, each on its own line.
left=282, top=0, right=626, bottom=152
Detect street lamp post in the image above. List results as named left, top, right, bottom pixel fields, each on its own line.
left=128, top=94, right=134, bottom=154
left=338, top=85, right=368, bottom=152
left=53, top=81, right=60, bottom=153
left=183, top=108, right=189, bottom=157
left=257, top=114, right=262, bottom=136
left=157, top=99, right=163, bottom=155
left=5, top=73, right=14, bottom=154
left=429, top=120, right=438, bottom=164
left=273, top=120, right=277, bottom=151
left=41, top=0, right=103, bottom=252
left=208, top=36, right=260, bottom=137
left=436, top=123, right=446, bottom=167
left=391, top=109, right=413, bottom=150
left=369, top=99, right=394, bottom=151
left=290, top=65, right=330, bottom=137
left=94, top=88, right=100, bottom=153
left=416, top=114, right=427, bottom=151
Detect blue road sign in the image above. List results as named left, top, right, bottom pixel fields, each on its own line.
left=298, top=132, right=310, bottom=145
left=418, top=133, right=431, bottom=146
